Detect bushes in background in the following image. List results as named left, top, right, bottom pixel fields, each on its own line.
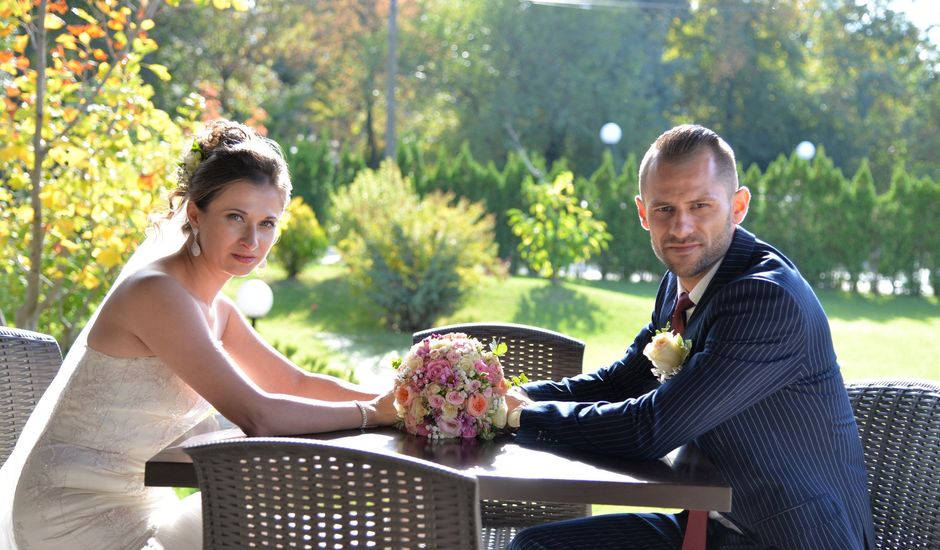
left=508, top=172, right=610, bottom=282
left=286, top=136, right=940, bottom=296
left=329, top=162, right=501, bottom=331
left=270, top=197, right=329, bottom=279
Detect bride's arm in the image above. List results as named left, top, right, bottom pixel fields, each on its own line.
left=124, top=275, right=393, bottom=436
left=216, top=295, right=378, bottom=402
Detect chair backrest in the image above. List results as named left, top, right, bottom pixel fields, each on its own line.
left=186, top=437, right=482, bottom=550
left=1, top=326, right=62, bottom=466
left=412, top=323, right=590, bottom=530
left=412, top=322, right=584, bottom=381
left=846, top=379, right=940, bottom=549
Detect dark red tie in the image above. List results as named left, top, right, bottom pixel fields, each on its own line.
left=671, top=292, right=694, bottom=336
left=672, top=291, right=707, bottom=550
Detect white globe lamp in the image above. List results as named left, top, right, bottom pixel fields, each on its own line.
left=236, top=279, right=274, bottom=328
left=599, top=122, right=622, bottom=146
left=795, top=141, right=816, bottom=161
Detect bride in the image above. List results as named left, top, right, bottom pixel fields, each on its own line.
left=2, top=119, right=397, bottom=549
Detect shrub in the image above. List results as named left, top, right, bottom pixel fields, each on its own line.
left=508, top=172, right=611, bottom=282
left=330, top=162, right=500, bottom=331
left=270, top=197, right=328, bottom=279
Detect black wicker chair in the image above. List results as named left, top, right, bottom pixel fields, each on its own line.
left=0, top=326, right=62, bottom=466
left=846, top=379, right=940, bottom=549
left=412, top=322, right=587, bottom=549
left=186, top=437, right=482, bottom=550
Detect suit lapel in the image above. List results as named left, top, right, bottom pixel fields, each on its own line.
left=696, top=227, right=756, bottom=308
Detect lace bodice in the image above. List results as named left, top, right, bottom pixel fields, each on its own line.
left=12, top=346, right=211, bottom=550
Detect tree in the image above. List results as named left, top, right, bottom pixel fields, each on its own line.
left=419, top=0, right=674, bottom=174
left=875, top=170, right=920, bottom=294
left=149, top=0, right=436, bottom=167
left=804, top=0, right=935, bottom=189
left=0, top=0, right=240, bottom=344
left=839, top=160, right=878, bottom=293
left=508, top=172, right=610, bottom=283
left=664, top=0, right=812, bottom=170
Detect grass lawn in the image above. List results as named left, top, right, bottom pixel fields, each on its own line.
left=236, top=263, right=940, bottom=384
left=223, top=262, right=940, bottom=514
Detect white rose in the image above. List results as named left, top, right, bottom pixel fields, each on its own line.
left=643, top=332, right=691, bottom=381
left=441, top=404, right=459, bottom=421
left=492, top=398, right=508, bottom=429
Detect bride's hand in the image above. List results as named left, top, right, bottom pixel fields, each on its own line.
left=365, top=390, right=398, bottom=427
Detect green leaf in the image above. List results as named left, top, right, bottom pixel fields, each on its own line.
left=144, top=63, right=172, bottom=82
left=71, top=7, right=98, bottom=24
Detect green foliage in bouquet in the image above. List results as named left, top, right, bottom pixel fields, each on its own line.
left=508, top=172, right=611, bottom=283
left=329, top=161, right=501, bottom=332
left=270, top=197, right=329, bottom=279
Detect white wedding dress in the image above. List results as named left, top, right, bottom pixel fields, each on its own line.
left=11, top=345, right=211, bottom=550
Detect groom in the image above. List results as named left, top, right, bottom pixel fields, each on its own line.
left=505, top=125, right=874, bottom=549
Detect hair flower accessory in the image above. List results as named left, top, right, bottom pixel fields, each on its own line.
left=392, top=333, right=524, bottom=440
left=643, top=324, right=692, bottom=382
left=177, top=138, right=204, bottom=184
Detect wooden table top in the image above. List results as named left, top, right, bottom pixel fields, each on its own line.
left=146, top=426, right=731, bottom=512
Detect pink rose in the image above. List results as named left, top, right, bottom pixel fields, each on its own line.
left=427, top=393, right=446, bottom=409
left=467, top=393, right=488, bottom=418
left=437, top=417, right=461, bottom=437
left=395, top=384, right=415, bottom=407
left=446, top=391, right=465, bottom=406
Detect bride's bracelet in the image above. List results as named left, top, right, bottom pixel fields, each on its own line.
left=353, top=401, right=370, bottom=430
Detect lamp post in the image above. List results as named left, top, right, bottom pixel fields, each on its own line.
left=236, top=279, right=273, bottom=328
left=795, top=140, right=816, bottom=161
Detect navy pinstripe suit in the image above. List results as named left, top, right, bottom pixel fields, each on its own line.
left=513, top=227, right=874, bottom=549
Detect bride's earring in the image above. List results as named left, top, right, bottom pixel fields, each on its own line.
left=190, top=227, right=202, bottom=257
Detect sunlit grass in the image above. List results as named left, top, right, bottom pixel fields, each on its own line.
left=237, top=263, right=940, bottom=383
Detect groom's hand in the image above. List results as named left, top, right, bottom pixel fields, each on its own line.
left=505, top=388, right=533, bottom=430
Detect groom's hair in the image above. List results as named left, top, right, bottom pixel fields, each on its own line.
left=170, top=119, right=291, bottom=232
left=638, top=124, right=738, bottom=197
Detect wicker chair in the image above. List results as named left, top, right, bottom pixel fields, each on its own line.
left=186, top=437, right=482, bottom=550
left=412, top=322, right=588, bottom=549
left=846, top=379, right=940, bottom=549
left=1, top=326, right=62, bottom=466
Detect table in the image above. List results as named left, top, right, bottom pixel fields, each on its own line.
left=146, top=427, right=731, bottom=513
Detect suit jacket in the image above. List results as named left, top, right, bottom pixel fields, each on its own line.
left=517, top=227, right=875, bottom=549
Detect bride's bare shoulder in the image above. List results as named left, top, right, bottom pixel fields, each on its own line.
left=107, top=264, right=194, bottom=312
left=89, top=263, right=200, bottom=354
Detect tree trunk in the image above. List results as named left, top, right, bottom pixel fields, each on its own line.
left=384, top=0, right=397, bottom=160
left=15, top=0, right=49, bottom=330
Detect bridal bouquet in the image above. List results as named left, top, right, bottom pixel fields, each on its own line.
left=393, top=333, right=511, bottom=440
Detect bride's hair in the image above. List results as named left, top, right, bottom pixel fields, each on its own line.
left=167, top=119, right=292, bottom=233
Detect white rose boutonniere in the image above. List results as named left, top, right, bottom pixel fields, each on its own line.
left=643, top=325, right=692, bottom=382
